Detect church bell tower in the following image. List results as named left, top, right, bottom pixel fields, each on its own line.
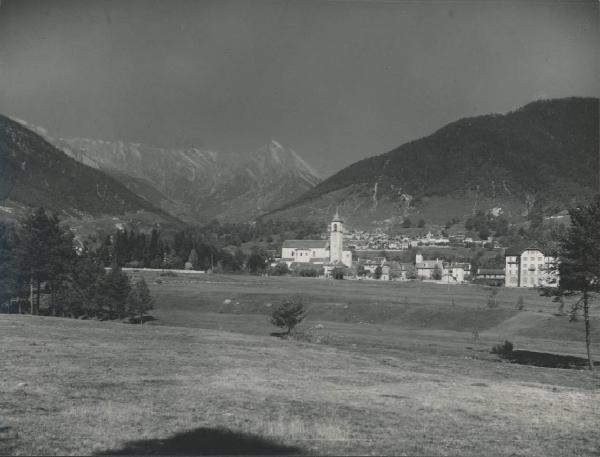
left=329, top=209, right=344, bottom=264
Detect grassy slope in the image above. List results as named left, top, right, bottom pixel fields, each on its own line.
left=145, top=274, right=600, bottom=348
left=1, top=314, right=598, bottom=456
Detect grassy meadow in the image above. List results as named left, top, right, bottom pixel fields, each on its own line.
left=1, top=274, right=599, bottom=456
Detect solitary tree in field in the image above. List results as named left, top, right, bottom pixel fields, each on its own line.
left=270, top=297, right=306, bottom=335
left=541, top=195, right=600, bottom=370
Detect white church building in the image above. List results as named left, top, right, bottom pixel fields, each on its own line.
left=280, top=211, right=353, bottom=269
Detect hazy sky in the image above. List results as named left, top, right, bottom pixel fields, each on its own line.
left=0, top=0, right=598, bottom=175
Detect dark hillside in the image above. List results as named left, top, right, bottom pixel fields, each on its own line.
left=0, top=115, right=179, bottom=223
left=283, top=97, right=598, bottom=212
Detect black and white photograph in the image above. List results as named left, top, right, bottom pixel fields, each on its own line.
left=0, top=0, right=598, bottom=455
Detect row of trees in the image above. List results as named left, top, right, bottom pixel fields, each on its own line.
left=99, top=227, right=281, bottom=274
left=0, top=208, right=153, bottom=322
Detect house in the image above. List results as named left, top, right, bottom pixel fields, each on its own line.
left=504, top=247, right=557, bottom=288
left=281, top=211, right=353, bottom=272
left=415, top=253, right=468, bottom=282
left=415, top=254, right=444, bottom=279
left=476, top=268, right=506, bottom=286
left=477, top=268, right=505, bottom=280
left=443, top=263, right=469, bottom=283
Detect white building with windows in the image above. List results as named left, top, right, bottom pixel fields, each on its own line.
left=280, top=211, right=353, bottom=269
left=505, top=247, right=557, bottom=288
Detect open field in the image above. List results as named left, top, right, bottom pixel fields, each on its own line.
left=2, top=275, right=599, bottom=456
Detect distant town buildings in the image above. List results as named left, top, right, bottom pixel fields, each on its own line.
left=278, top=218, right=558, bottom=287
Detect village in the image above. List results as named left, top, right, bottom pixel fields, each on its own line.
left=275, top=211, right=557, bottom=288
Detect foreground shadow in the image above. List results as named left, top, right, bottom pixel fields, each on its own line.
left=96, top=427, right=305, bottom=455
left=504, top=350, right=600, bottom=369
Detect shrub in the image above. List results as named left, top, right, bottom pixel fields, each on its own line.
left=491, top=340, right=514, bottom=357
left=269, top=263, right=290, bottom=276
left=299, top=268, right=319, bottom=277
left=270, top=297, right=306, bottom=335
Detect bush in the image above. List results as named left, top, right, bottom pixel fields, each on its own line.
left=270, top=297, right=306, bottom=335
left=269, top=263, right=290, bottom=276
left=491, top=340, right=514, bottom=357
left=299, top=268, right=319, bottom=277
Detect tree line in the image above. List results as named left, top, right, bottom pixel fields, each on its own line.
left=0, top=208, right=153, bottom=322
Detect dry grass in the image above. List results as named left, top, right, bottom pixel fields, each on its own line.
left=1, top=314, right=598, bottom=456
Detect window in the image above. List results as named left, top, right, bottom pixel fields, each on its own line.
left=333, top=224, right=337, bottom=232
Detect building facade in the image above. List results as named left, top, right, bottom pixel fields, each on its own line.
left=281, top=211, right=353, bottom=269
left=505, top=247, right=557, bottom=288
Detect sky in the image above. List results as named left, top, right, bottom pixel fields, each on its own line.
left=0, top=0, right=598, bottom=176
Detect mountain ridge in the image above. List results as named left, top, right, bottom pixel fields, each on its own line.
left=11, top=119, right=321, bottom=224
left=0, top=114, right=182, bottom=228
left=266, top=97, right=599, bottom=228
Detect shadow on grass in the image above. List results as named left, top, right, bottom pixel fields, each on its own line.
left=95, top=426, right=305, bottom=455
left=503, top=350, right=599, bottom=370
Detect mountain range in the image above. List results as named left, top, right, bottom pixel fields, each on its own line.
left=266, top=97, right=599, bottom=229
left=2, top=97, right=597, bottom=233
left=25, top=127, right=321, bottom=224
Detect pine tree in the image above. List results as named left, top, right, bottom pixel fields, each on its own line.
left=103, top=264, right=131, bottom=319
left=541, top=195, right=600, bottom=370
left=16, top=208, right=76, bottom=315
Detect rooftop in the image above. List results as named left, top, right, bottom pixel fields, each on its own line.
left=282, top=240, right=329, bottom=249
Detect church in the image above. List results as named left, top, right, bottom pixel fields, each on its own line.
left=280, top=211, right=353, bottom=269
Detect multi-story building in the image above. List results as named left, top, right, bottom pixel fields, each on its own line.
left=504, top=247, right=557, bottom=288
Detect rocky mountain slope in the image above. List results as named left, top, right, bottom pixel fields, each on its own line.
left=0, top=115, right=180, bottom=230
left=32, top=130, right=321, bottom=223
left=267, top=97, right=599, bottom=229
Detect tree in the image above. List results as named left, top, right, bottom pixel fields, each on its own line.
left=0, top=223, right=21, bottom=308
left=432, top=264, right=442, bottom=280
left=541, top=196, right=600, bottom=370
left=402, top=218, right=412, bottom=228
left=417, top=218, right=426, bottom=228
left=331, top=267, right=346, bottom=280
left=188, top=248, right=199, bottom=269
left=16, top=208, right=76, bottom=315
left=103, top=264, right=131, bottom=319
left=374, top=266, right=383, bottom=280
left=270, top=297, right=306, bottom=335
left=405, top=264, right=417, bottom=280
left=127, top=278, right=154, bottom=324
left=247, top=251, right=267, bottom=274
